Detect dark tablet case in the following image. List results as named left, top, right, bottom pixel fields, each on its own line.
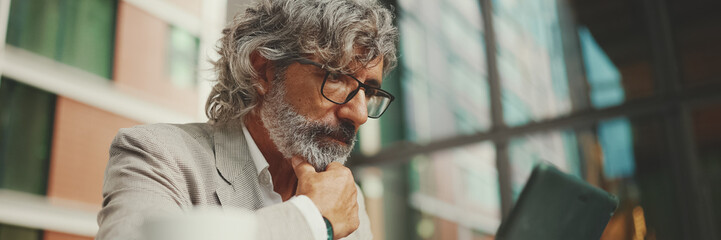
left=496, top=163, right=619, bottom=240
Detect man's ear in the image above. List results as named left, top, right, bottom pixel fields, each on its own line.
left=250, top=51, right=274, bottom=96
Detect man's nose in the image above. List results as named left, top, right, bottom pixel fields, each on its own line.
left=336, top=89, right=368, bottom=128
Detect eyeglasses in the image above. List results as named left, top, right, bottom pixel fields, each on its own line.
left=291, top=57, right=395, bottom=118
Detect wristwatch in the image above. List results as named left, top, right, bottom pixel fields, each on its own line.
left=323, top=217, right=333, bottom=240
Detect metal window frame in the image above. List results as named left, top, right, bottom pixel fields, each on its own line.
left=355, top=0, right=721, bottom=237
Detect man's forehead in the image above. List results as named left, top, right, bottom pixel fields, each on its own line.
left=349, top=57, right=384, bottom=81
left=307, top=54, right=384, bottom=74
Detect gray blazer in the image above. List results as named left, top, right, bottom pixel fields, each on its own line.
left=97, top=123, right=372, bottom=240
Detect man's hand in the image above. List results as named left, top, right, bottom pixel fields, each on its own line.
left=292, top=156, right=359, bottom=239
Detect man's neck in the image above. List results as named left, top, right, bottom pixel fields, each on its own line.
left=243, top=112, right=298, bottom=201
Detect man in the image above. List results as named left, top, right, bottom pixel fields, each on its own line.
left=97, top=0, right=398, bottom=239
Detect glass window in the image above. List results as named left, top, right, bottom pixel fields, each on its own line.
left=0, top=78, right=55, bottom=195
left=0, top=224, right=41, bottom=240
left=578, top=27, right=625, bottom=109
left=356, top=163, right=414, bottom=240
left=573, top=0, right=657, bottom=104
left=507, top=129, right=582, bottom=199
left=6, top=0, right=116, bottom=78
left=168, top=26, right=200, bottom=88
left=6, top=0, right=62, bottom=60
left=494, top=0, right=661, bottom=126
left=493, top=0, right=573, bottom=126
left=399, top=0, right=491, bottom=143
left=409, top=142, right=500, bottom=237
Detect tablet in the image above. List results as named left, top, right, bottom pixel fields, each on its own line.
left=495, top=163, right=619, bottom=240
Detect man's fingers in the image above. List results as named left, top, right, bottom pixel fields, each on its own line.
left=291, top=156, right=304, bottom=168
left=291, top=156, right=315, bottom=178
left=325, top=161, right=344, bottom=170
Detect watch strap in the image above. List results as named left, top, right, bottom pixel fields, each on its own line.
left=323, top=217, right=333, bottom=240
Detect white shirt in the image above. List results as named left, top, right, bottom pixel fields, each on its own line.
left=242, top=124, right=327, bottom=240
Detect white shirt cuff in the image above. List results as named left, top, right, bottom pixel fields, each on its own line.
left=288, top=195, right=326, bottom=240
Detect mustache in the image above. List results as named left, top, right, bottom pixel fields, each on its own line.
left=309, top=120, right=356, bottom=145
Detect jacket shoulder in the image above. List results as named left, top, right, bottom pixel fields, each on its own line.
left=114, top=122, right=212, bottom=147
left=110, top=122, right=216, bottom=170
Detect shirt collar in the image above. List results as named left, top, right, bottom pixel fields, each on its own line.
left=241, top=123, right=269, bottom=176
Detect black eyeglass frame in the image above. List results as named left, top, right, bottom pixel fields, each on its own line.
left=291, top=57, right=395, bottom=118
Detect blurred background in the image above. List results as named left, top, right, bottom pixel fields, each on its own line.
left=0, top=0, right=719, bottom=239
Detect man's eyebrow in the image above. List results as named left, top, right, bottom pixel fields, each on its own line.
left=363, top=78, right=381, bottom=88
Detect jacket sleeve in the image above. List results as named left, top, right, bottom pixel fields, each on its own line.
left=97, top=127, right=193, bottom=240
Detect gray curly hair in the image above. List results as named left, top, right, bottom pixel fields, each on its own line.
left=206, top=0, right=399, bottom=124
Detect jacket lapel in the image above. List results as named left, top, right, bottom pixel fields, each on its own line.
left=212, top=123, right=263, bottom=210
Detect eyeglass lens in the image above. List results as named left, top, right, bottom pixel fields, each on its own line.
left=321, top=72, right=392, bottom=118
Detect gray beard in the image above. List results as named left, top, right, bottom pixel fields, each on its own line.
left=259, top=81, right=356, bottom=172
